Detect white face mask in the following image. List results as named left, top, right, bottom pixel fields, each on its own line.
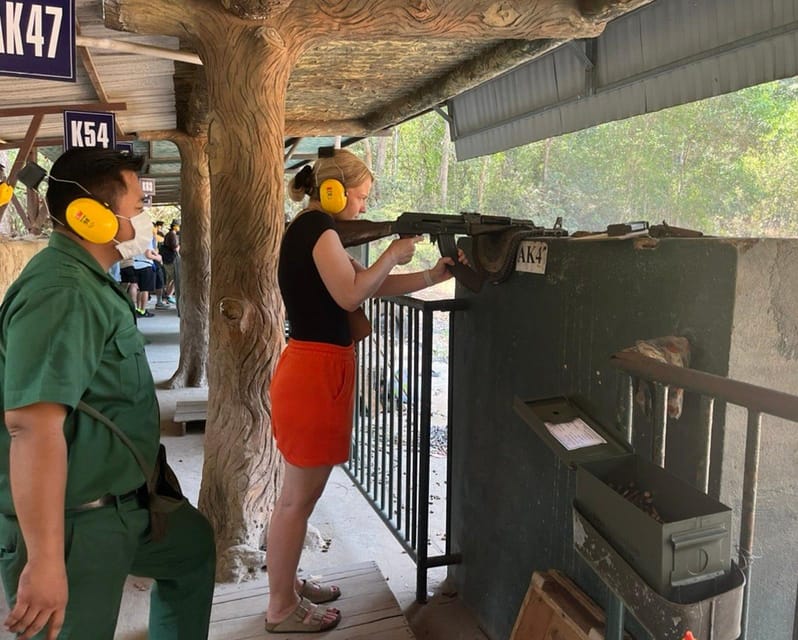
left=114, top=212, right=153, bottom=260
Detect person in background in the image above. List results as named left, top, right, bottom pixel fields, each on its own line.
left=118, top=255, right=150, bottom=317
left=131, top=247, right=160, bottom=317
left=0, top=148, right=215, bottom=640
left=153, top=220, right=165, bottom=246
left=151, top=222, right=172, bottom=310
left=265, top=148, right=466, bottom=633
left=160, top=221, right=179, bottom=306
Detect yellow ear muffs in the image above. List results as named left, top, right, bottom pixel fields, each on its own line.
left=0, top=182, right=13, bottom=206
left=319, top=178, right=347, bottom=215
left=65, top=197, right=119, bottom=244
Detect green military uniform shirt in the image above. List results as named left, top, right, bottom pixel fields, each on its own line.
left=0, top=232, right=159, bottom=513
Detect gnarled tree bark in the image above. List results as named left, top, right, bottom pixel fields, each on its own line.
left=192, top=15, right=305, bottom=582
left=138, top=129, right=212, bottom=390
left=170, top=132, right=211, bottom=388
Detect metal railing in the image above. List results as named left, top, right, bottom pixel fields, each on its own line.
left=343, top=295, right=467, bottom=603
left=609, top=350, right=798, bottom=640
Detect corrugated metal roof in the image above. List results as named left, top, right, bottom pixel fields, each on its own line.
left=450, top=0, right=798, bottom=160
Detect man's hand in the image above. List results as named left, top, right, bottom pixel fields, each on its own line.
left=5, top=559, right=67, bottom=640
left=4, top=402, right=68, bottom=640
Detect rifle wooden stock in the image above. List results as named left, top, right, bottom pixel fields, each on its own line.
left=336, top=220, right=395, bottom=248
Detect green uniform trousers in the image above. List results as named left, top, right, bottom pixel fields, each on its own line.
left=0, top=495, right=215, bottom=640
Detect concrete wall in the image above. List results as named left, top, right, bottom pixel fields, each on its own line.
left=722, top=239, right=798, bottom=636
left=0, top=237, right=47, bottom=299
left=448, top=237, right=797, bottom=640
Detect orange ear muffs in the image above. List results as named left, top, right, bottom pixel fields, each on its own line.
left=65, top=197, right=119, bottom=244
left=0, top=183, right=13, bottom=206
left=319, top=178, right=347, bottom=215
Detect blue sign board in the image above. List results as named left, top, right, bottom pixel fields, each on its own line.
left=0, top=1, right=75, bottom=82
left=63, top=110, right=116, bottom=150
left=116, top=142, right=134, bottom=154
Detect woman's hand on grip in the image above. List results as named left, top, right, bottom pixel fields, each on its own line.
left=428, top=248, right=469, bottom=284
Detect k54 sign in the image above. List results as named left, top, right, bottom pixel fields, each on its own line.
left=63, top=110, right=116, bottom=150
left=0, top=1, right=75, bottom=81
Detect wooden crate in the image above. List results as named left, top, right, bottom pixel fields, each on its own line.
left=510, top=570, right=632, bottom=640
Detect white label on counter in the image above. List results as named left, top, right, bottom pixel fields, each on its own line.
left=544, top=418, right=607, bottom=451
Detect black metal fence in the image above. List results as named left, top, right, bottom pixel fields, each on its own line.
left=342, top=295, right=467, bottom=602
left=609, top=350, right=798, bottom=640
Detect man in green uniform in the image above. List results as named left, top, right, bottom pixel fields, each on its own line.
left=0, top=148, right=215, bottom=640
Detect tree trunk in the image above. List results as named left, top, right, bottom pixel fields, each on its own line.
left=439, top=119, right=450, bottom=209
left=168, top=132, right=211, bottom=389
left=363, top=138, right=373, bottom=171
left=194, top=20, right=302, bottom=582
left=542, top=137, right=553, bottom=185
left=477, top=155, right=489, bottom=210
left=25, top=188, right=47, bottom=236
left=392, top=128, right=399, bottom=178
left=373, top=136, right=389, bottom=201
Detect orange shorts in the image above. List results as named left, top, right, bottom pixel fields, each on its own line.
left=270, top=339, right=356, bottom=467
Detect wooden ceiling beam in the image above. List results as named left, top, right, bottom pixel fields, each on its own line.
left=0, top=133, right=136, bottom=151
left=284, top=119, right=370, bottom=137
left=76, top=34, right=202, bottom=65
left=135, top=129, right=185, bottom=142
left=0, top=103, right=127, bottom=118
left=283, top=138, right=302, bottom=163
left=76, top=21, right=127, bottom=139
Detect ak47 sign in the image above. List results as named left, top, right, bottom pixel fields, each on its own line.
left=0, top=0, right=75, bottom=81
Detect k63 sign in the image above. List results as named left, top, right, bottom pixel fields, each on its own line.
left=63, top=110, right=116, bottom=150
left=0, top=1, right=75, bottom=81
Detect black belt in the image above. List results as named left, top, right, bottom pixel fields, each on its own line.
left=68, top=487, right=143, bottom=513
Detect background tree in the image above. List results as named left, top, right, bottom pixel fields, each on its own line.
left=346, top=77, right=798, bottom=239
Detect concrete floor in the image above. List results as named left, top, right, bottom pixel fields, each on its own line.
left=0, top=303, right=489, bottom=639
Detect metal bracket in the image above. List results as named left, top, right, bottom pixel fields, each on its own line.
left=432, top=104, right=453, bottom=127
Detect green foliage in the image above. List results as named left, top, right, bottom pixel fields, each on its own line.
left=346, top=78, right=798, bottom=239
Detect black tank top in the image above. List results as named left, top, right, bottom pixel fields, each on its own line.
left=278, top=210, right=350, bottom=346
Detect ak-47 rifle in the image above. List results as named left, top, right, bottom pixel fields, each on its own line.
left=336, top=211, right=568, bottom=292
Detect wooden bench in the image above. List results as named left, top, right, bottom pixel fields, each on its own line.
left=172, top=399, right=208, bottom=436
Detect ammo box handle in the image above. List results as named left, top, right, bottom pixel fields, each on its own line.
left=670, top=526, right=727, bottom=549
left=670, top=526, right=730, bottom=587
left=671, top=527, right=727, bottom=549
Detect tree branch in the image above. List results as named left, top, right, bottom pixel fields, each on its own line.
left=363, top=38, right=563, bottom=133
left=104, top=0, right=198, bottom=37
left=269, top=0, right=603, bottom=40
left=219, top=0, right=292, bottom=20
